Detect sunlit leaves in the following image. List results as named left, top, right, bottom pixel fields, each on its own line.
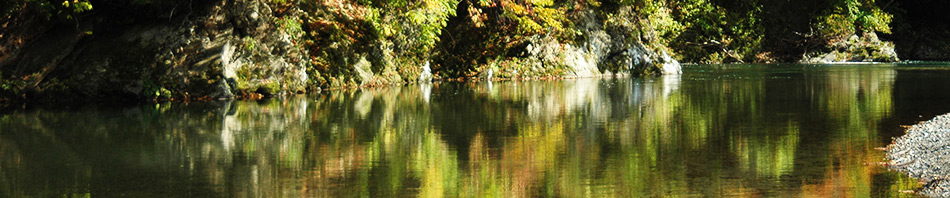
left=299, top=0, right=458, bottom=84
left=398, top=0, right=458, bottom=52
left=665, top=0, right=764, bottom=63
left=498, top=0, right=570, bottom=38
left=61, top=0, right=92, bottom=13
left=1, top=0, right=93, bottom=21
left=818, top=0, right=893, bottom=37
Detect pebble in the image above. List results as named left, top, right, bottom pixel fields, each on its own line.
left=888, top=114, right=950, bottom=197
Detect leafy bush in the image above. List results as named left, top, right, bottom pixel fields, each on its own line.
left=431, top=0, right=580, bottom=77
left=1, top=0, right=91, bottom=21
left=300, top=0, right=459, bottom=85
left=815, top=0, right=892, bottom=39
left=372, top=0, right=458, bottom=58
left=665, top=0, right=764, bottom=63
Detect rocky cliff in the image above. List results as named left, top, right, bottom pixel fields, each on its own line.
left=0, top=0, right=683, bottom=103
left=1, top=0, right=946, bottom=103
left=1, top=0, right=309, bottom=102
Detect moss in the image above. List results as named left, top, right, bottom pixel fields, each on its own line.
left=276, top=17, right=303, bottom=39
left=241, top=36, right=257, bottom=51
left=254, top=81, right=280, bottom=96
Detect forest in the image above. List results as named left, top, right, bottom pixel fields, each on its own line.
left=0, top=0, right=948, bottom=102
left=4, top=1, right=950, bottom=196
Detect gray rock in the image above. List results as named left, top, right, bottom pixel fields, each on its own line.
left=210, top=80, right=234, bottom=99
left=418, top=61, right=432, bottom=82
left=801, top=32, right=899, bottom=63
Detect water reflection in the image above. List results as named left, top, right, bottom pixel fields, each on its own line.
left=3, top=64, right=945, bottom=197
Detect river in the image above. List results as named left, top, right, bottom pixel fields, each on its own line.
left=3, top=63, right=950, bottom=197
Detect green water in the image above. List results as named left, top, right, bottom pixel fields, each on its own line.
left=4, top=64, right=950, bottom=197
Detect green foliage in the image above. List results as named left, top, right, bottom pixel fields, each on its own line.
left=60, top=0, right=92, bottom=14
left=666, top=0, right=764, bottom=63
left=0, top=0, right=906, bottom=97
left=637, top=1, right=682, bottom=43
left=1, top=0, right=92, bottom=21
left=300, top=0, right=459, bottom=86
left=50, top=0, right=904, bottom=87
left=431, top=0, right=582, bottom=77
left=374, top=0, right=459, bottom=57
left=508, top=0, right=566, bottom=36
left=603, top=0, right=894, bottom=63
left=816, top=0, right=892, bottom=38
left=0, top=72, right=23, bottom=95
left=276, top=17, right=303, bottom=39
left=490, top=0, right=572, bottom=38
left=241, top=36, right=257, bottom=51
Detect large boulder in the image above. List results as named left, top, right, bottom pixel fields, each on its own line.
left=801, top=32, right=900, bottom=63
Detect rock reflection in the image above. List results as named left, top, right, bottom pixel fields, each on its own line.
left=0, top=65, right=925, bottom=197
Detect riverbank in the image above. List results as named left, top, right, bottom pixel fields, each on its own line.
left=0, top=0, right=684, bottom=103
left=3, top=0, right=950, bottom=103
left=888, top=113, right=950, bottom=197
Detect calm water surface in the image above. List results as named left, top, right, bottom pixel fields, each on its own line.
left=4, top=64, right=950, bottom=197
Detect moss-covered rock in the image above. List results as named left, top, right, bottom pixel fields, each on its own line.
left=433, top=0, right=681, bottom=81
left=801, top=32, right=899, bottom=63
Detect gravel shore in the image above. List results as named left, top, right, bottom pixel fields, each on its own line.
left=888, top=114, right=950, bottom=197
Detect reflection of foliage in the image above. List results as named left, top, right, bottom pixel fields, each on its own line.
left=292, top=66, right=909, bottom=197
left=0, top=66, right=922, bottom=197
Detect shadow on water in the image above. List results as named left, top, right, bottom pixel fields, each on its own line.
left=4, top=64, right=950, bottom=197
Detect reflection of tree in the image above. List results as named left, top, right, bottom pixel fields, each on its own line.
left=430, top=66, right=908, bottom=197
left=0, top=102, right=234, bottom=197
left=0, top=65, right=919, bottom=197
